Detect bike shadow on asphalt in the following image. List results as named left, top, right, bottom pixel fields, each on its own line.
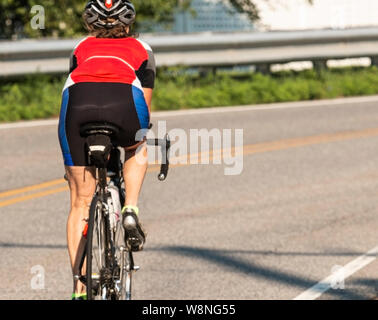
left=1, top=241, right=377, bottom=300
left=152, top=245, right=377, bottom=300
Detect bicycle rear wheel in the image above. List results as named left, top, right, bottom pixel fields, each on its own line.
left=86, top=195, right=107, bottom=300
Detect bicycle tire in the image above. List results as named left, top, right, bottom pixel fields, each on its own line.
left=114, top=219, right=132, bottom=300
left=86, top=194, right=107, bottom=300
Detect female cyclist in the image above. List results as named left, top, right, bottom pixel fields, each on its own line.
left=58, top=0, right=155, bottom=300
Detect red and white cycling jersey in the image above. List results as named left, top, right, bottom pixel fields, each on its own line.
left=63, top=36, right=156, bottom=91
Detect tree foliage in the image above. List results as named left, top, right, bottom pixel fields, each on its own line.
left=0, top=0, right=86, bottom=38
left=0, top=0, right=193, bottom=38
left=0, top=0, right=312, bottom=39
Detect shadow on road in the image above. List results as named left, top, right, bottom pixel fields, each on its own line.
left=149, top=247, right=376, bottom=258
left=0, top=242, right=66, bottom=249
left=1, top=241, right=376, bottom=299
left=155, top=245, right=373, bottom=300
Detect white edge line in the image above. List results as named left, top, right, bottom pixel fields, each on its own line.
left=294, top=245, right=378, bottom=300
left=0, top=119, right=59, bottom=130
left=153, top=94, right=378, bottom=118
left=2, top=95, right=378, bottom=130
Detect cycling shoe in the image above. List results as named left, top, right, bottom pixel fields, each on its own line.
left=122, top=208, right=146, bottom=252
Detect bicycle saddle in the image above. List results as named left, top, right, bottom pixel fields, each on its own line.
left=80, top=122, right=120, bottom=137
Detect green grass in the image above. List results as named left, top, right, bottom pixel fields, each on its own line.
left=1, top=67, right=378, bottom=122
left=153, top=67, right=378, bottom=110
left=0, top=75, right=64, bottom=122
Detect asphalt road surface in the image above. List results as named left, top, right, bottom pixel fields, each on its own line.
left=1, top=96, right=378, bottom=300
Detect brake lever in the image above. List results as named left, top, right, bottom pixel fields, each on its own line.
left=146, top=134, right=171, bottom=181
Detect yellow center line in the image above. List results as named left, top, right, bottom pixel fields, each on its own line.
left=243, top=127, right=378, bottom=154
left=170, top=127, right=378, bottom=166
left=0, top=186, right=69, bottom=208
left=1, top=127, right=378, bottom=208
left=0, top=178, right=66, bottom=199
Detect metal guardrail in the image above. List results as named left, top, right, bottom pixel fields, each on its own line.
left=2, top=27, right=378, bottom=76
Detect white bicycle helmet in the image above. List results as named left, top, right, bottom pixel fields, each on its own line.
left=84, top=0, right=136, bottom=28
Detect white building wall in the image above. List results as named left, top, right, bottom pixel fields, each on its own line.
left=254, top=0, right=378, bottom=30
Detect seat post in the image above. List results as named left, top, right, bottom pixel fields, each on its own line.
left=98, top=168, right=108, bottom=191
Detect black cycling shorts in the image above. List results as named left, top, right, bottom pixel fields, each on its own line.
left=58, top=82, right=150, bottom=167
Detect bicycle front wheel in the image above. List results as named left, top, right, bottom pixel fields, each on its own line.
left=86, top=195, right=107, bottom=300
left=114, top=221, right=133, bottom=300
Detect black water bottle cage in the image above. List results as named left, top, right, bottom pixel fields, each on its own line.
left=86, top=134, right=112, bottom=168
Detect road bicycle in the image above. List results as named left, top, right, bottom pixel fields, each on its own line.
left=73, top=122, right=170, bottom=300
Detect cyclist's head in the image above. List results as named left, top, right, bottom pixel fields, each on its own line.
left=83, top=0, right=136, bottom=38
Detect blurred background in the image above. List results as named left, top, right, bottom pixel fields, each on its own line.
left=2, top=1, right=378, bottom=301
left=2, top=0, right=378, bottom=122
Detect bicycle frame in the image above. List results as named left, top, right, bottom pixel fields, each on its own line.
left=76, top=147, right=126, bottom=299
left=75, top=132, right=170, bottom=300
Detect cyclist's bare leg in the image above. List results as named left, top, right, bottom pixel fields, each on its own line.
left=65, top=166, right=96, bottom=295
left=121, top=87, right=152, bottom=208
left=123, top=143, right=148, bottom=207
left=122, top=85, right=151, bottom=207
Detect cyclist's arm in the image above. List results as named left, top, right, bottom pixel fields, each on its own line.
left=143, top=88, right=153, bottom=114
left=69, top=51, right=78, bottom=73
left=69, top=37, right=88, bottom=73
left=136, top=43, right=156, bottom=113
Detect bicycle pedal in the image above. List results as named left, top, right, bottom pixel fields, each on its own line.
left=133, top=266, right=140, bottom=271
left=126, top=238, right=144, bottom=252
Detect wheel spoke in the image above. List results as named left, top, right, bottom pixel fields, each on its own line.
left=87, top=198, right=108, bottom=300
left=86, top=179, right=132, bottom=300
